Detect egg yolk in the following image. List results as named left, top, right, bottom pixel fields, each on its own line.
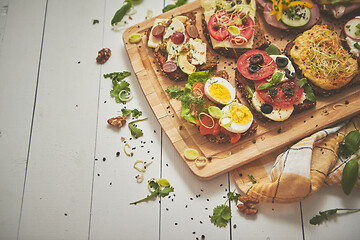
left=209, top=83, right=231, bottom=103
left=229, top=104, right=252, bottom=124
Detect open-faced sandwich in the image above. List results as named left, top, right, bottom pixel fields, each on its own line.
left=342, top=16, right=360, bottom=60
left=286, top=24, right=359, bottom=96
left=315, top=0, right=360, bottom=19
left=256, top=0, right=320, bottom=30
left=147, top=13, right=217, bottom=81
left=201, top=0, right=268, bottom=59
left=235, top=49, right=316, bottom=122
left=166, top=70, right=257, bottom=143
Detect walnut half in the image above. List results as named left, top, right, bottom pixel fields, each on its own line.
left=96, top=48, right=111, bottom=64
left=107, top=116, right=127, bottom=128
left=237, top=195, right=259, bottom=215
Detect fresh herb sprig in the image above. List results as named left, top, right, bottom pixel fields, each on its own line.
left=210, top=190, right=241, bottom=228
left=310, top=208, right=360, bottom=225
left=104, top=71, right=131, bottom=104
left=130, top=178, right=174, bottom=205
left=128, top=118, right=147, bottom=138
left=337, top=130, right=360, bottom=195
left=120, top=108, right=142, bottom=119
left=298, top=78, right=316, bottom=102
left=257, top=72, right=283, bottom=90
left=162, top=0, right=187, bottom=13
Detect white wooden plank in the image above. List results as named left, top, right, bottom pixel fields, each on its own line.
left=229, top=179, right=304, bottom=240
left=302, top=186, right=360, bottom=239
left=17, top=0, right=105, bottom=239
left=0, top=0, right=46, bottom=239
left=88, top=0, right=164, bottom=239
left=160, top=134, right=231, bottom=240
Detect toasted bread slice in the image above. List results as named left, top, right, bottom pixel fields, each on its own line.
left=146, top=12, right=217, bottom=82
left=235, top=69, right=316, bottom=122
left=202, top=70, right=258, bottom=144
left=285, top=25, right=360, bottom=96
left=202, top=11, right=269, bottom=59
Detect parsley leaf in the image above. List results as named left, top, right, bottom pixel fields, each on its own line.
left=130, top=178, right=174, bottom=205
left=121, top=108, right=142, bottom=118
left=210, top=190, right=241, bottom=227
left=211, top=205, right=232, bottom=227
left=105, top=71, right=132, bottom=104
left=166, top=86, right=184, bottom=99
left=128, top=118, right=147, bottom=138
left=310, top=208, right=360, bottom=225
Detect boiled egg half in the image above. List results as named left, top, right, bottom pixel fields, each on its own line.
left=204, top=77, right=235, bottom=105
left=220, top=101, right=253, bottom=133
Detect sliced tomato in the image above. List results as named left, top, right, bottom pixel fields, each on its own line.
left=255, top=79, right=304, bottom=107
left=220, top=128, right=241, bottom=144
left=230, top=14, right=255, bottom=45
left=237, top=50, right=276, bottom=81
left=208, top=12, right=229, bottom=41
left=197, top=115, right=221, bottom=136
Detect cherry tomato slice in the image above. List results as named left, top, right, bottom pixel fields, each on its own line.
left=255, top=79, right=304, bottom=108
left=207, top=13, right=229, bottom=41
left=237, top=50, right=276, bottom=81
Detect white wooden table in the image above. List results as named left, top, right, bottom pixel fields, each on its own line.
left=0, top=0, right=359, bottom=239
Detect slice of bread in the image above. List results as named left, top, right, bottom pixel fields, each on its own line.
left=284, top=25, right=360, bottom=96
left=146, top=12, right=217, bottom=82
left=201, top=11, right=269, bottom=59
left=235, top=69, right=316, bottom=122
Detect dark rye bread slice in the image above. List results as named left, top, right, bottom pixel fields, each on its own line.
left=202, top=70, right=258, bottom=144
left=235, top=69, right=316, bottom=122
left=202, top=11, right=269, bottom=59
left=146, top=12, right=217, bottom=82
left=284, top=27, right=360, bottom=97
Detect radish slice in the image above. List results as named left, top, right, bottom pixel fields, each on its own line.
left=344, top=17, right=360, bottom=41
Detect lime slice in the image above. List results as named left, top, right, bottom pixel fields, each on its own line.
left=184, top=148, right=199, bottom=161
left=208, top=106, right=222, bottom=119
left=228, top=26, right=240, bottom=36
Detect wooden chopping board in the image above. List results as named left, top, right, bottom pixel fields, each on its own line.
left=123, top=0, right=360, bottom=180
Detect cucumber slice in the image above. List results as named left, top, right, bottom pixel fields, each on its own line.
left=281, top=6, right=311, bottom=28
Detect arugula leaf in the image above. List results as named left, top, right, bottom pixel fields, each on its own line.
left=246, top=84, right=255, bottom=98
left=248, top=174, right=257, bottom=183
left=128, top=118, right=147, bottom=138
left=265, top=44, right=280, bottom=55
left=159, top=186, right=174, bottom=197
left=310, top=208, right=360, bottom=225
left=211, top=205, right=232, bottom=227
